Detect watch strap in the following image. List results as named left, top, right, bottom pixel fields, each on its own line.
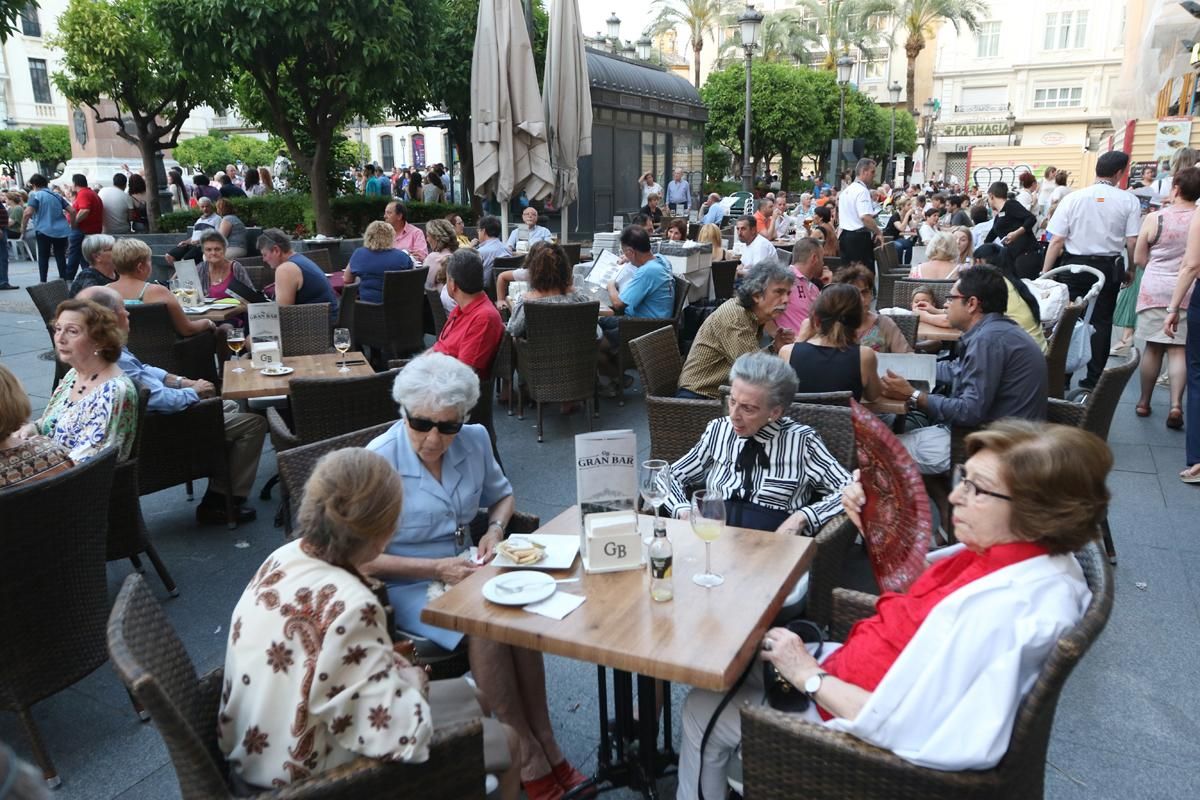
left=804, top=670, right=830, bottom=698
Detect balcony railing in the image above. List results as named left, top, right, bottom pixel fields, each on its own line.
left=952, top=103, right=1011, bottom=113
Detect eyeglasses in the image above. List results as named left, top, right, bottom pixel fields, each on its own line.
left=404, top=411, right=464, bottom=435
left=946, top=293, right=966, bottom=303
left=951, top=464, right=1012, bottom=502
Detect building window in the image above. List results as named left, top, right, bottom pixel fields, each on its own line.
left=28, top=59, right=51, bottom=104
left=864, top=51, right=887, bottom=80
left=1043, top=10, right=1087, bottom=50
left=976, top=22, right=1000, bottom=57
left=19, top=5, right=39, bottom=37
left=380, top=135, right=394, bottom=170
left=1033, top=87, right=1083, bottom=109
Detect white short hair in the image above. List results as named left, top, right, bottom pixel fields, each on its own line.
left=392, top=352, right=480, bottom=418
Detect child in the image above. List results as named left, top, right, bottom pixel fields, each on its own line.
left=911, top=286, right=953, bottom=328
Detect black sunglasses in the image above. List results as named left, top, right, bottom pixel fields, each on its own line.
left=405, top=410, right=464, bottom=435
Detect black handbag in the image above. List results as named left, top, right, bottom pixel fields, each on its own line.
left=723, top=498, right=791, bottom=532
left=762, top=619, right=826, bottom=713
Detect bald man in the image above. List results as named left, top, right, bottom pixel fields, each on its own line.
left=701, top=193, right=725, bottom=225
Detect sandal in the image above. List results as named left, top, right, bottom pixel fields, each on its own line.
left=522, top=772, right=565, bottom=800
left=1167, top=407, right=1184, bottom=430
left=1135, top=404, right=1151, bottom=418
left=1181, top=466, right=1200, bottom=484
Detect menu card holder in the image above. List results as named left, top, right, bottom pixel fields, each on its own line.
left=575, top=430, right=642, bottom=573
left=248, top=302, right=282, bottom=369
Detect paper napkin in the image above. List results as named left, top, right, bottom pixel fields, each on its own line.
left=525, top=592, right=585, bottom=620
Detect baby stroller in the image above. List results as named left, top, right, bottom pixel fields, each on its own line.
left=1035, top=264, right=1107, bottom=403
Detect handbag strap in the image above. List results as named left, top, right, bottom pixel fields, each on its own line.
left=697, top=657, right=755, bottom=800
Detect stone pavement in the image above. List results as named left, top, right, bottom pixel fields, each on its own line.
left=1, top=253, right=1198, bottom=799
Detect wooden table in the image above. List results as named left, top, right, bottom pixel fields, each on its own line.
left=423, top=507, right=813, bottom=797
left=918, top=321, right=963, bottom=342
left=186, top=302, right=246, bottom=323
left=220, top=352, right=374, bottom=399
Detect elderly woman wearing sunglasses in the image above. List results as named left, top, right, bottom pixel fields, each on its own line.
left=363, top=352, right=587, bottom=800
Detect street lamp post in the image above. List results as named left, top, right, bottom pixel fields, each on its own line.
left=606, top=12, right=620, bottom=52
left=833, top=54, right=854, bottom=187
left=888, top=81, right=902, bottom=184
left=922, top=98, right=938, bottom=183
left=738, top=4, right=763, bottom=192
left=1006, top=110, right=1017, bottom=146
left=637, top=35, right=652, bottom=61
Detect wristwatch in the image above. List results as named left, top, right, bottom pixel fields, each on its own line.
left=907, top=389, right=922, bottom=410
left=803, top=671, right=830, bottom=698
left=487, top=520, right=505, bottom=534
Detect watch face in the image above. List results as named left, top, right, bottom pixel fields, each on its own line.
left=804, top=673, right=823, bottom=695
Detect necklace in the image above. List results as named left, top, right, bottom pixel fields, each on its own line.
left=74, top=370, right=102, bottom=397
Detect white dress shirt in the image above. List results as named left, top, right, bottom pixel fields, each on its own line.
left=1045, top=181, right=1141, bottom=256
left=838, top=180, right=875, bottom=231
left=739, top=234, right=778, bottom=270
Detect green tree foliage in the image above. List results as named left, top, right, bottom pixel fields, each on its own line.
left=163, top=0, right=438, bottom=235
left=0, top=0, right=29, bottom=42
left=647, top=0, right=724, bottom=88
left=719, top=10, right=816, bottom=65
left=50, top=0, right=228, bottom=231
left=171, top=133, right=275, bottom=176
left=795, top=0, right=893, bottom=69
left=0, top=125, right=72, bottom=177
left=888, top=0, right=985, bottom=113
left=425, top=0, right=547, bottom=212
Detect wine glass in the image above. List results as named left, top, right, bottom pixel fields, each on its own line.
left=639, top=459, right=670, bottom=544
left=689, top=490, right=725, bottom=587
left=333, top=328, right=351, bottom=372
left=227, top=327, right=246, bottom=374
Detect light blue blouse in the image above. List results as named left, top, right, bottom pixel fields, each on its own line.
left=367, top=421, right=512, bottom=649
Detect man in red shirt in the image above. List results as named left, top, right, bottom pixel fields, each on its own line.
left=67, top=173, right=104, bottom=281
left=433, top=248, right=504, bottom=377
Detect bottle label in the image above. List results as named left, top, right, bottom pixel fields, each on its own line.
left=650, top=555, right=672, bottom=579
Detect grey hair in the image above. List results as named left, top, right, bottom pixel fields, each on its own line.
left=81, top=233, right=115, bottom=263
left=196, top=197, right=214, bottom=210
left=855, top=158, right=876, bottom=176
left=925, top=231, right=959, bottom=262
left=392, top=351, right=480, bottom=419
left=736, top=260, right=794, bottom=308
left=198, top=229, right=227, bottom=249
left=800, top=192, right=812, bottom=202
left=730, top=351, right=798, bottom=410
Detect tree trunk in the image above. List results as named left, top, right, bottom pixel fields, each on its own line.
left=904, top=34, right=924, bottom=115
left=138, top=139, right=162, bottom=234
left=693, top=43, right=702, bottom=89
left=450, top=120, right=483, bottom=218
left=780, top=149, right=793, bottom=192
left=307, top=137, right=334, bottom=236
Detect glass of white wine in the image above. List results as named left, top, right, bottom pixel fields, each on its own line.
left=227, top=327, right=246, bottom=374
left=333, top=328, right=351, bottom=372
left=690, top=489, right=725, bottom=587
left=639, top=459, right=670, bottom=544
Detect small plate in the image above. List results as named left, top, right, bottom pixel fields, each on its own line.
left=260, top=366, right=294, bottom=377
left=482, top=572, right=556, bottom=606
left=492, top=535, right=579, bottom=570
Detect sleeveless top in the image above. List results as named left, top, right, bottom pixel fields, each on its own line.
left=1138, top=203, right=1195, bottom=312
left=123, top=282, right=151, bottom=305
left=788, top=342, right=864, bottom=400
left=289, top=252, right=340, bottom=320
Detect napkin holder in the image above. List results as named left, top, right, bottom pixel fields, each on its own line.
left=580, top=510, right=643, bottom=574
left=251, top=339, right=280, bottom=370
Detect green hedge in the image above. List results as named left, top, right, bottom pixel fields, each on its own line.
left=156, top=194, right=474, bottom=237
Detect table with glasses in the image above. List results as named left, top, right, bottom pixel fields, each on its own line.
left=422, top=505, right=814, bottom=797
left=219, top=352, right=374, bottom=399
left=183, top=302, right=247, bottom=323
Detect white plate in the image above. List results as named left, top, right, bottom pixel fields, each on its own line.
left=260, top=366, right=294, bottom=377
left=182, top=305, right=215, bottom=314
left=482, top=572, right=556, bottom=606
left=492, top=535, right=579, bottom=570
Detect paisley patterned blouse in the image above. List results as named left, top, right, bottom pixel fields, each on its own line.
left=218, top=540, right=432, bottom=790
left=0, top=436, right=72, bottom=489
left=36, top=370, right=138, bottom=462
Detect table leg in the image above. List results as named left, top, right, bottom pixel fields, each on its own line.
left=613, top=671, right=634, bottom=764
left=661, top=680, right=676, bottom=760
left=597, top=665, right=611, bottom=770
left=636, top=674, right=661, bottom=799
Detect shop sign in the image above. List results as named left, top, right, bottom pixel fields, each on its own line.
left=939, top=121, right=1011, bottom=137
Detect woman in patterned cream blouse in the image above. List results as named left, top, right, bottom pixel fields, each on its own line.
left=0, top=364, right=72, bottom=488
left=219, top=448, right=517, bottom=794
left=18, top=299, right=137, bottom=463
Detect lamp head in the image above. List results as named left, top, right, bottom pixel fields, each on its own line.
left=637, top=35, right=652, bottom=61
left=889, top=81, right=902, bottom=103
left=836, top=54, right=855, bottom=85
left=607, top=12, right=621, bottom=40
left=738, top=4, right=764, bottom=50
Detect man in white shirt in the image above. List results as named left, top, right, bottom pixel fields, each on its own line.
left=1043, top=151, right=1141, bottom=389
left=838, top=158, right=883, bottom=272
left=734, top=215, right=777, bottom=277
left=98, top=173, right=134, bottom=235
left=665, top=168, right=691, bottom=213
left=504, top=206, right=552, bottom=250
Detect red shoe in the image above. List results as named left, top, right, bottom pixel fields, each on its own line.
left=552, top=760, right=595, bottom=797
left=522, top=772, right=565, bottom=800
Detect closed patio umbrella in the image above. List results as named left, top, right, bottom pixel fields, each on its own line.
left=543, top=0, right=593, bottom=243
left=471, top=0, right=554, bottom=237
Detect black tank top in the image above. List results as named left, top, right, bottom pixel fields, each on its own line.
left=787, top=342, right=864, bottom=400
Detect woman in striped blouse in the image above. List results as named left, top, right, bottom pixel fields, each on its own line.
left=663, top=351, right=850, bottom=534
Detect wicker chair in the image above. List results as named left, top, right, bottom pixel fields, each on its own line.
left=711, top=259, right=739, bottom=300
left=138, top=397, right=238, bottom=526
left=239, top=262, right=270, bottom=290
left=426, top=288, right=449, bottom=336
left=876, top=269, right=911, bottom=315
left=276, top=423, right=396, bottom=523
left=874, top=243, right=900, bottom=271
left=888, top=313, right=919, bottom=350
left=892, top=278, right=955, bottom=309
left=561, top=243, right=582, bottom=266
left=106, top=574, right=487, bottom=799
left=741, top=541, right=1114, bottom=800
left=1044, top=301, right=1085, bottom=399
left=297, top=247, right=334, bottom=271
left=335, top=280, right=358, bottom=338
left=490, top=255, right=526, bottom=297
left=279, top=302, right=333, bottom=356
left=126, top=303, right=220, bottom=384
left=107, top=386, right=179, bottom=595
left=614, top=275, right=691, bottom=405
left=628, top=326, right=723, bottom=462
left=0, top=449, right=118, bottom=787
left=353, top=268, right=429, bottom=361
left=824, top=256, right=844, bottom=271
left=25, top=280, right=70, bottom=391
left=513, top=301, right=601, bottom=442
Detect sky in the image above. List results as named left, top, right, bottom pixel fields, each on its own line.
left=578, top=1, right=656, bottom=44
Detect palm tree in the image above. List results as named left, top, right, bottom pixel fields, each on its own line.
left=889, top=0, right=986, bottom=113
left=795, top=0, right=893, bottom=69
left=718, top=10, right=817, bottom=65
left=646, top=0, right=725, bottom=88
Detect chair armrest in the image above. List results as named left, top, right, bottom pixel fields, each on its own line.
left=830, top=588, right=879, bottom=640
left=507, top=511, right=540, bottom=534
left=804, top=515, right=858, bottom=630
left=266, top=407, right=300, bottom=452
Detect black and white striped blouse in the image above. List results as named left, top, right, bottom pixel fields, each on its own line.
left=665, top=416, right=850, bottom=533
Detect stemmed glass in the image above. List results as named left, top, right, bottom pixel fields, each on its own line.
left=639, top=459, right=670, bottom=544
left=227, top=327, right=246, bottom=374
left=333, top=328, right=351, bottom=372
left=690, top=489, right=725, bottom=587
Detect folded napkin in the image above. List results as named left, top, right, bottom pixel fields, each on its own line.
left=525, top=592, right=584, bottom=620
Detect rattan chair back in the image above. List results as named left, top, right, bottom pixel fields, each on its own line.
left=299, top=248, right=333, bottom=271
left=238, top=262, right=269, bottom=289
left=876, top=269, right=910, bottom=314
left=290, top=369, right=399, bottom=444
left=353, top=268, right=429, bottom=358
left=276, top=422, right=395, bottom=513
left=138, top=398, right=231, bottom=498
left=518, top=301, right=600, bottom=403
left=711, top=260, right=738, bottom=300
left=336, top=280, right=358, bottom=335
left=874, top=243, right=900, bottom=271
left=561, top=243, right=582, bottom=266
left=426, top=288, right=448, bottom=335
left=1078, top=346, right=1139, bottom=442
left=1044, top=301, right=1084, bottom=399
left=25, top=279, right=68, bottom=325
left=889, top=312, right=919, bottom=350
left=0, top=449, right=118, bottom=785
left=893, top=278, right=955, bottom=309
left=278, top=303, right=332, bottom=356
left=126, top=303, right=220, bottom=383
left=628, top=326, right=683, bottom=397
left=786, top=402, right=856, bottom=470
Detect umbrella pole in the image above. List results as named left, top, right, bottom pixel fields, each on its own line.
left=561, top=204, right=568, bottom=244
left=501, top=204, right=509, bottom=243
